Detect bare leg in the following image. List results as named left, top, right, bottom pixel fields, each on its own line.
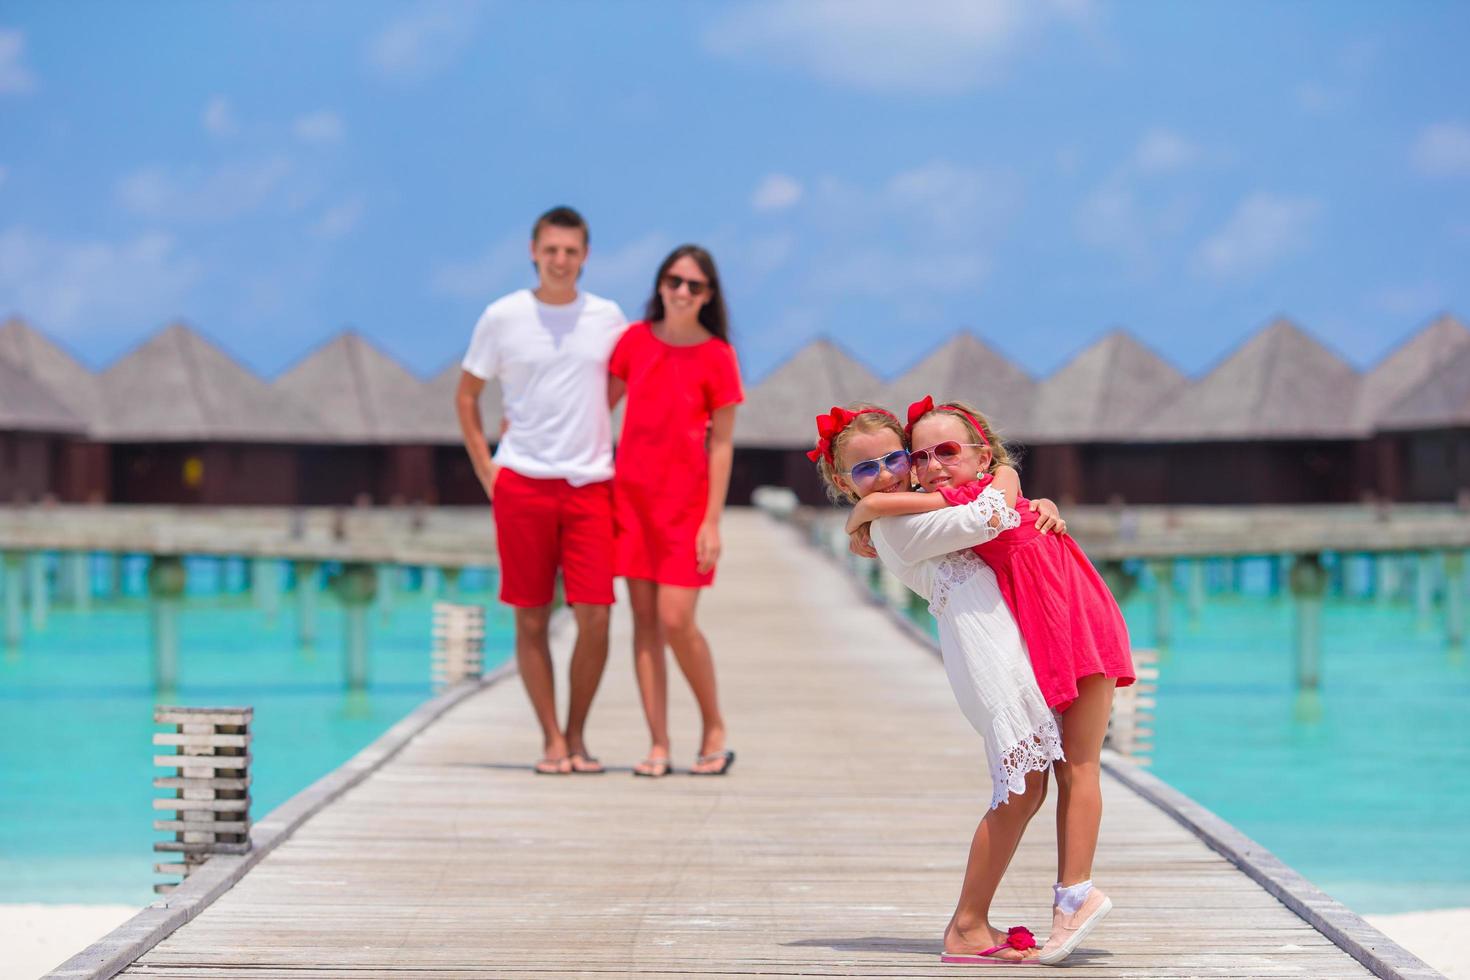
left=657, top=585, right=727, bottom=770
left=1053, top=675, right=1116, bottom=885
left=563, top=602, right=610, bottom=762
left=627, top=578, right=671, bottom=771
left=513, top=604, right=565, bottom=768
left=945, top=768, right=1051, bottom=955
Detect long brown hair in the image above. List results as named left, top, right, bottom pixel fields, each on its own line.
left=644, top=244, right=730, bottom=342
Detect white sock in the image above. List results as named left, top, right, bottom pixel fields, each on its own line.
left=1054, top=880, right=1093, bottom=915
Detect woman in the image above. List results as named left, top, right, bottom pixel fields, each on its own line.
left=608, top=244, right=743, bottom=776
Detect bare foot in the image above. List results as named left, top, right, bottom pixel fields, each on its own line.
left=943, top=922, right=1037, bottom=959
left=534, top=756, right=571, bottom=775
left=692, top=726, right=728, bottom=773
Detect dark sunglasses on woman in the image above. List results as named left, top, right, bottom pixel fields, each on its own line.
left=844, top=449, right=911, bottom=486
left=661, top=274, right=711, bottom=297
left=909, top=441, right=987, bottom=468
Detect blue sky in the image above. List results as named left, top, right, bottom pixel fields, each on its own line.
left=1, top=0, right=1468, bottom=383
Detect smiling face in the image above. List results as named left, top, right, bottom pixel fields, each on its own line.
left=529, top=225, right=587, bottom=292
left=833, top=427, right=910, bottom=500
left=657, top=254, right=713, bottom=320
left=909, top=413, right=993, bottom=492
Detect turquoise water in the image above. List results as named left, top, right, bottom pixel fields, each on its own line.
left=0, top=558, right=512, bottom=906
left=902, top=555, right=1469, bottom=916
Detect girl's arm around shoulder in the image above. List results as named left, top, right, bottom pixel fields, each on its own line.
left=866, top=491, right=1015, bottom=565
left=990, top=465, right=1021, bottom=509
left=845, top=490, right=944, bottom=535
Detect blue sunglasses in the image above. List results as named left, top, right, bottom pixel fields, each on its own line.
left=843, top=449, right=911, bottom=486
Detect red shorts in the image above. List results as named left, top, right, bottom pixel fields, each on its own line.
left=490, top=468, right=614, bottom=608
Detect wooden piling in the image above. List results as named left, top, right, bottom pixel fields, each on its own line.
left=152, top=706, right=252, bottom=894
left=1107, top=648, right=1158, bottom=765
left=431, top=602, right=485, bottom=691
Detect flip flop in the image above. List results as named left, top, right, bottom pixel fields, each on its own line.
left=533, top=756, right=572, bottom=775
left=940, top=926, right=1040, bottom=966
left=569, top=753, right=605, bottom=774
left=690, top=749, right=735, bottom=775
left=632, top=757, right=673, bottom=778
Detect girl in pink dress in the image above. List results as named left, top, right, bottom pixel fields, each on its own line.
left=844, top=395, right=1132, bottom=966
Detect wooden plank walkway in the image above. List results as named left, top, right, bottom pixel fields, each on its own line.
left=118, top=510, right=1378, bottom=978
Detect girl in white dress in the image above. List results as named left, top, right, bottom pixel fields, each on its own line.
left=809, top=404, right=1065, bottom=965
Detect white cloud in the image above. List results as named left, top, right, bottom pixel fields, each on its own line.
left=1370, top=281, right=1446, bottom=318
left=311, top=199, right=364, bottom=240
left=430, top=231, right=674, bottom=307
left=1133, top=128, right=1198, bottom=174
left=202, top=96, right=238, bottom=138
left=751, top=174, right=803, bottom=212
left=0, top=226, right=200, bottom=331
left=704, top=0, right=1092, bottom=95
left=294, top=111, right=345, bottom=146
left=430, top=238, right=524, bottom=301
left=365, top=0, right=481, bottom=82
left=1193, top=193, right=1321, bottom=281
left=0, top=29, right=36, bottom=95
left=809, top=248, right=988, bottom=297
left=811, top=161, right=1018, bottom=245
left=116, top=156, right=294, bottom=223
left=1411, top=122, right=1470, bottom=178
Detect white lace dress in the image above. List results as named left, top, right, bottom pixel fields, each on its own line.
left=869, top=486, right=1064, bottom=809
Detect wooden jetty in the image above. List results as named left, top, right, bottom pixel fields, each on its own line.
left=56, top=510, right=1435, bottom=979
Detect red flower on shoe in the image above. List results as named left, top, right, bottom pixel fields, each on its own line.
left=1005, top=926, right=1037, bottom=950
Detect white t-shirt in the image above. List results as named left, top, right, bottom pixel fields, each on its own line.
left=461, top=289, right=627, bottom=485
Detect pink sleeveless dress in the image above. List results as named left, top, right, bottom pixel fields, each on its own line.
left=940, top=475, right=1134, bottom=712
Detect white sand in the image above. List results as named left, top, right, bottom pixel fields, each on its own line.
left=1367, top=909, right=1470, bottom=980
left=1, top=904, right=140, bottom=980
left=2, top=903, right=1464, bottom=978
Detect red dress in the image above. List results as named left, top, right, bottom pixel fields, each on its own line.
left=609, top=321, right=744, bottom=587
left=941, top=476, right=1135, bottom=712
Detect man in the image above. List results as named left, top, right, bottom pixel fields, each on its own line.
left=455, top=206, right=627, bottom=774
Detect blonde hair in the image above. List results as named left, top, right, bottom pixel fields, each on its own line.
left=910, top=399, right=1014, bottom=472
left=813, top=404, right=907, bottom=504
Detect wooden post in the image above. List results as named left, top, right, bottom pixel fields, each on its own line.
left=332, top=563, right=378, bottom=690
left=3, top=552, right=22, bottom=648
left=442, top=566, right=462, bottom=601
left=1187, top=559, right=1205, bottom=625
left=68, top=551, right=91, bottom=613
left=252, top=557, right=280, bottom=625
left=1375, top=552, right=1401, bottom=605
left=1147, top=560, right=1173, bottom=648
left=1098, top=560, right=1137, bottom=604
left=1416, top=552, right=1437, bottom=631
left=1446, top=551, right=1466, bottom=648
left=295, top=560, right=321, bottom=647
left=432, top=602, right=486, bottom=691
left=149, top=556, right=187, bottom=692
left=1106, top=648, right=1157, bottom=765
left=152, top=706, right=252, bottom=893
left=1289, top=554, right=1327, bottom=692
left=27, top=551, right=48, bottom=631
left=376, top=563, right=395, bottom=624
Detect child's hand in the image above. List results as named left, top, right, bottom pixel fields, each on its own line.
left=848, top=524, right=876, bottom=559
left=1032, top=497, right=1068, bottom=535
left=844, top=499, right=874, bottom=535
left=696, top=521, right=722, bottom=574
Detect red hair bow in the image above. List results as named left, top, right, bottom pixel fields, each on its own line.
left=905, top=393, right=989, bottom=448
left=905, top=395, right=936, bottom=436
left=807, top=406, right=859, bottom=465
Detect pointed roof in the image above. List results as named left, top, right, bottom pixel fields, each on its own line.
left=0, top=317, right=108, bottom=429
left=1356, top=314, right=1470, bottom=429
left=878, top=332, right=1036, bottom=439
left=735, top=337, right=883, bottom=448
left=1029, top=330, right=1187, bottom=443
left=1137, top=318, right=1362, bottom=441
left=1378, top=343, right=1470, bottom=430
left=276, top=331, right=459, bottom=443
left=97, top=323, right=328, bottom=442
left=425, top=359, right=501, bottom=444
left=0, top=357, right=82, bottom=433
